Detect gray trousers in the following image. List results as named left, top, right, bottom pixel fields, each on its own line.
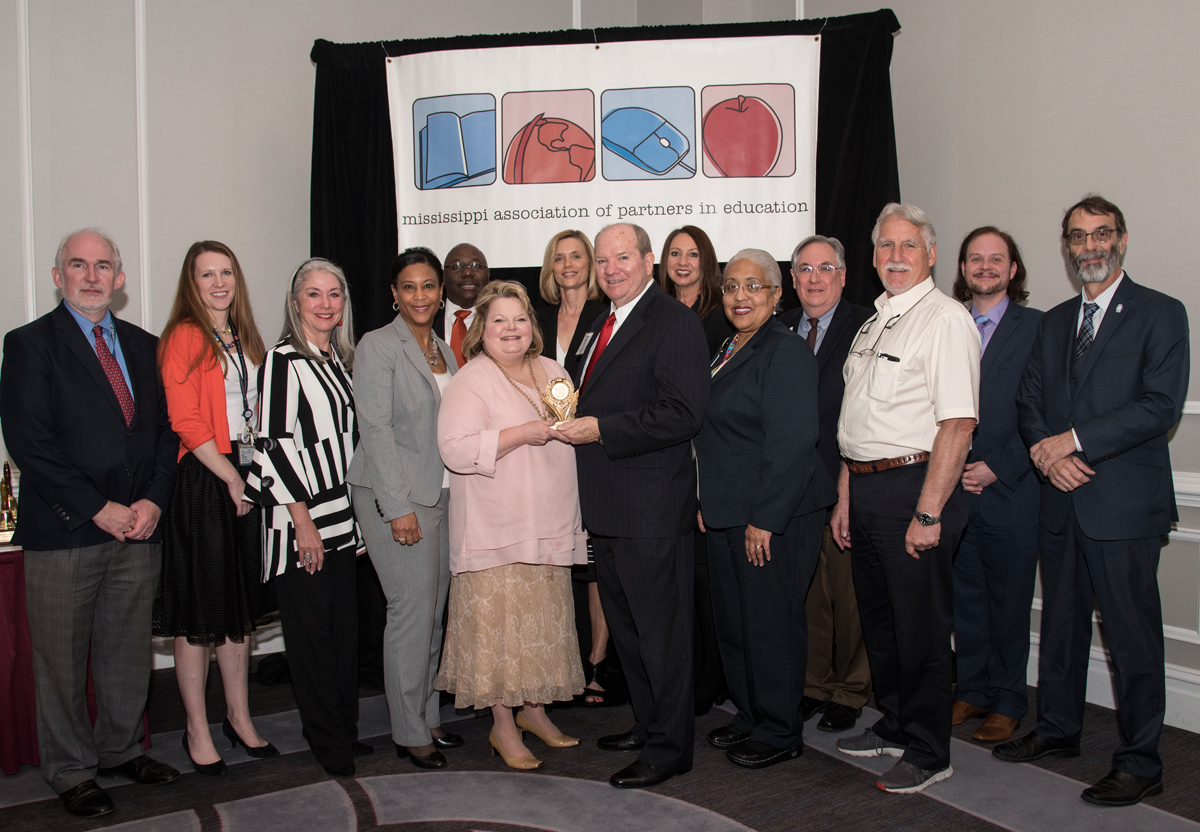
left=23, top=541, right=159, bottom=793
left=353, top=485, right=450, bottom=747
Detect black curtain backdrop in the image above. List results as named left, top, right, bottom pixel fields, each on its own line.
left=310, top=9, right=900, bottom=339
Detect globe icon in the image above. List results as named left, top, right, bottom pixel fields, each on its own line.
left=504, top=113, right=596, bottom=184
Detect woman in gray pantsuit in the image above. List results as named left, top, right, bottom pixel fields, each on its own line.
left=346, top=247, right=461, bottom=769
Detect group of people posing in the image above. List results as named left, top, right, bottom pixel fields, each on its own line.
left=1, top=191, right=1188, bottom=820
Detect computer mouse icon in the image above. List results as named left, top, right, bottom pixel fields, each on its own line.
left=601, top=107, right=694, bottom=176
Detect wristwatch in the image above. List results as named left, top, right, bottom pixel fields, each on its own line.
left=914, top=511, right=941, bottom=526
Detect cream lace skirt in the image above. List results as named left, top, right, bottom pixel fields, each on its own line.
left=436, top=563, right=585, bottom=709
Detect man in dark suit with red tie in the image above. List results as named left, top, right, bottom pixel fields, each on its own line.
left=0, top=229, right=179, bottom=817
left=434, top=243, right=490, bottom=366
left=997, top=195, right=1190, bottom=808
left=778, top=235, right=873, bottom=734
left=558, top=222, right=709, bottom=789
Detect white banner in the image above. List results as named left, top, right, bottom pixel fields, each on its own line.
left=386, top=35, right=820, bottom=266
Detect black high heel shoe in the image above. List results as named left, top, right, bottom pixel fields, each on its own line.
left=222, top=717, right=280, bottom=759
left=580, top=657, right=608, bottom=707
left=183, top=732, right=227, bottom=776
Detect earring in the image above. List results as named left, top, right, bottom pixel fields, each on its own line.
left=337, top=320, right=343, bottom=327
left=439, top=299, right=445, bottom=309
left=392, top=301, right=399, bottom=311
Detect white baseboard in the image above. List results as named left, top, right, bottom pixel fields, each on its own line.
left=151, top=622, right=285, bottom=669
left=1175, top=472, right=1200, bottom=508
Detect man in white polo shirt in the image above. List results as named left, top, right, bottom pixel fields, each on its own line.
left=830, top=203, right=980, bottom=794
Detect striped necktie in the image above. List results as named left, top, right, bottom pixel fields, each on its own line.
left=1075, top=302, right=1099, bottom=358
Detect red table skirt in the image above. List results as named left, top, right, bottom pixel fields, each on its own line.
left=0, top=549, right=151, bottom=776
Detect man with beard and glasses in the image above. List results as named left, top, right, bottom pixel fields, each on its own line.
left=948, top=228, right=1042, bottom=745
left=437, top=243, right=491, bottom=366
left=831, top=204, right=979, bottom=794
left=996, top=195, right=1189, bottom=808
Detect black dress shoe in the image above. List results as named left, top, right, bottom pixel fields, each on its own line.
left=351, top=741, right=374, bottom=756
left=431, top=732, right=464, bottom=749
left=706, top=725, right=750, bottom=750
left=1081, top=769, right=1163, bottom=807
left=817, top=703, right=862, bottom=733
left=323, top=761, right=356, bottom=777
left=610, top=760, right=682, bottom=789
left=395, top=744, right=449, bottom=769
left=597, top=730, right=645, bottom=752
left=799, top=696, right=828, bottom=721
left=992, top=731, right=1080, bottom=763
left=726, top=739, right=802, bottom=769
left=222, top=716, right=279, bottom=758
left=58, top=780, right=114, bottom=818
left=183, top=732, right=227, bottom=776
left=97, top=755, right=180, bottom=785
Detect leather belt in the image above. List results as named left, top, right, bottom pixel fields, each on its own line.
left=845, top=452, right=930, bottom=474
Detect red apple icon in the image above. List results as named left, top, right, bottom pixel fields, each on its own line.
left=702, top=95, right=783, bottom=177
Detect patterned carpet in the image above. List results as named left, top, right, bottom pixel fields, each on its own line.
left=1, top=657, right=1198, bottom=832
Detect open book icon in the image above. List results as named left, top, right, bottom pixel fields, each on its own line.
left=419, top=109, right=497, bottom=189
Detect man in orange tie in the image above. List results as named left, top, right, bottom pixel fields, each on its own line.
left=437, top=243, right=490, bottom=367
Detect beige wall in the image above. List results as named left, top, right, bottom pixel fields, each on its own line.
left=3, top=1, right=1198, bottom=686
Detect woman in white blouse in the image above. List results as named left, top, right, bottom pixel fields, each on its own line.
left=245, top=258, right=365, bottom=777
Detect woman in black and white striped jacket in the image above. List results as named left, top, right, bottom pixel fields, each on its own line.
left=245, top=258, right=366, bottom=777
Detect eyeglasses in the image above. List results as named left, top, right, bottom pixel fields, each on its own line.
left=1066, top=227, right=1118, bottom=246
left=447, top=260, right=486, bottom=271
left=794, top=264, right=841, bottom=276
left=721, top=282, right=770, bottom=295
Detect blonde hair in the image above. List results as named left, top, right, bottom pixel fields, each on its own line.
left=538, top=230, right=600, bottom=304
left=461, top=281, right=544, bottom=362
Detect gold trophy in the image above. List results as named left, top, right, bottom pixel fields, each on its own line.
left=542, top=377, right=579, bottom=428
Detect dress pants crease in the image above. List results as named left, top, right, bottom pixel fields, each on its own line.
left=353, top=485, right=450, bottom=747
left=805, top=525, right=871, bottom=708
left=24, top=542, right=159, bottom=792
left=593, top=533, right=694, bottom=772
left=1035, top=501, right=1165, bottom=780
left=275, top=550, right=360, bottom=769
left=849, top=465, right=966, bottom=771
left=708, top=512, right=823, bottom=748
left=952, top=514, right=1039, bottom=720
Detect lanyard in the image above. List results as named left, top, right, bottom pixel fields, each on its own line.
left=213, top=322, right=255, bottom=442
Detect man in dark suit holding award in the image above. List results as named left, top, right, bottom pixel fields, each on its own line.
left=779, top=235, right=873, bottom=734
left=0, top=229, right=179, bottom=817
left=996, top=195, right=1189, bottom=808
left=948, top=227, right=1042, bottom=744
left=558, top=222, right=709, bottom=789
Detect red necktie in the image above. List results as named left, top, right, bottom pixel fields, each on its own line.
left=451, top=309, right=470, bottom=368
left=805, top=317, right=820, bottom=351
left=581, top=313, right=616, bottom=390
left=93, top=324, right=135, bottom=427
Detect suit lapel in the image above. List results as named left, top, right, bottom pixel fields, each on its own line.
left=587, top=293, right=648, bottom=387
left=980, top=304, right=1019, bottom=381
left=1071, top=277, right=1135, bottom=397
left=113, top=317, right=147, bottom=427
left=394, top=317, right=441, bottom=402
left=54, top=304, right=126, bottom=422
left=713, top=324, right=766, bottom=383
left=814, top=302, right=851, bottom=373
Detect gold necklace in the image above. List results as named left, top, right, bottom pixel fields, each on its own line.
left=489, top=355, right=546, bottom=419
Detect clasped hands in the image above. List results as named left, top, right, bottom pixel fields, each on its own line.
left=93, top=499, right=161, bottom=542
left=1030, top=431, right=1094, bottom=492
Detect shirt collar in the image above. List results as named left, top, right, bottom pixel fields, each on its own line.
left=65, top=302, right=115, bottom=338
left=970, top=293, right=1010, bottom=326
left=876, top=276, right=935, bottom=316
left=803, top=298, right=841, bottom=328
left=1083, top=270, right=1124, bottom=312
left=609, top=276, right=655, bottom=325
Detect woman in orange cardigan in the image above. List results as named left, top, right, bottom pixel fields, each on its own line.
left=154, top=241, right=278, bottom=775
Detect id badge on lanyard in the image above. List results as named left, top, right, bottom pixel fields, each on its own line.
left=238, top=441, right=255, bottom=467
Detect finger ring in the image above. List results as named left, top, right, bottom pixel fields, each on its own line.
left=756, top=544, right=763, bottom=549
left=399, top=537, right=406, bottom=542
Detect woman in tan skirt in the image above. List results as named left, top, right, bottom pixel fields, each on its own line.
left=436, top=281, right=587, bottom=770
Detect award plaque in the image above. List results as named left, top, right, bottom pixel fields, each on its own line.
left=542, top=377, right=579, bottom=428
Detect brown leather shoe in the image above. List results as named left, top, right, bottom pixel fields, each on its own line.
left=973, top=713, right=1019, bottom=743
left=951, top=700, right=988, bottom=726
